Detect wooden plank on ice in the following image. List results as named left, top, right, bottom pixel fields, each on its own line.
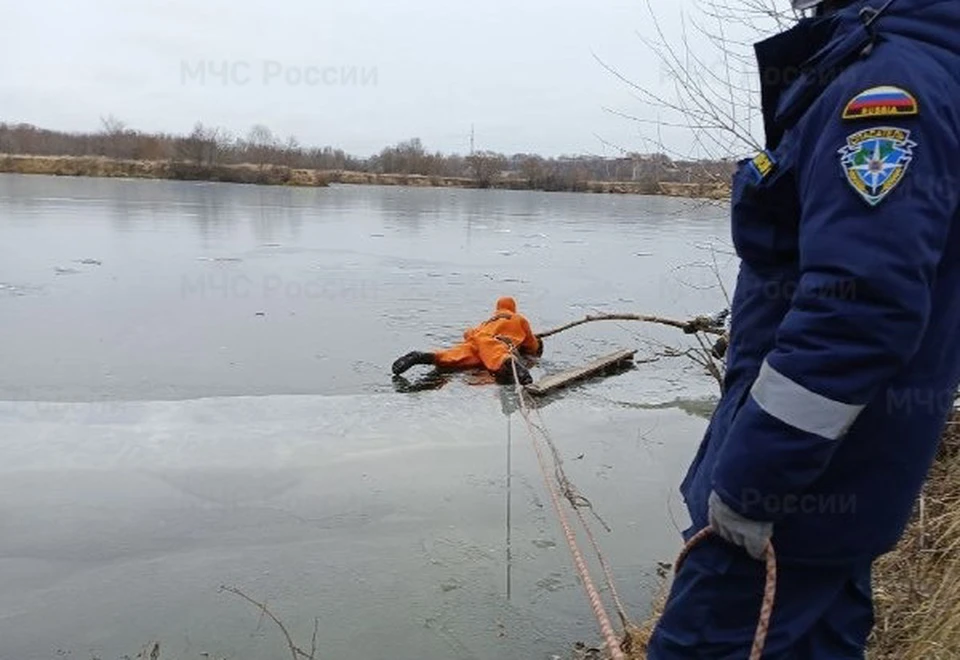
left=524, top=349, right=637, bottom=396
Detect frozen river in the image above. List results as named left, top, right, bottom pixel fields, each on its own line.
left=0, top=174, right=734, bottom=659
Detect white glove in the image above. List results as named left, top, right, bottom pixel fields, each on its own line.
left=708, top=490, right=772, bottom=561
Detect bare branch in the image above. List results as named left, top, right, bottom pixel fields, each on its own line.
left=220, top=585, right=318, bottom=660
left=537, top=312, right=726, bottom=339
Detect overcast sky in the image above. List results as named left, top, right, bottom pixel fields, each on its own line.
left=1, top=0, right=776, bottom=158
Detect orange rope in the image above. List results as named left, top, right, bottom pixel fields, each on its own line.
left=510, top=359, right=626, bottom=660
left=571, top=503, right=632, bottom=629
left=508, top=352, right=776, bottom=660
left=674, top=527, right=777, bottom=660
left=525, top=402, right=629, bottom=626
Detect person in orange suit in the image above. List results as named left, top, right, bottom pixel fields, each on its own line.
left=392, top=296, right=543, bottom=384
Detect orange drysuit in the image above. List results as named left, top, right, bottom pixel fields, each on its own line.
left=434, top=297, right=542, bottom=372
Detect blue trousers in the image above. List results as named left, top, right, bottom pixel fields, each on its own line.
left=647, top=535, right=874, bottom=659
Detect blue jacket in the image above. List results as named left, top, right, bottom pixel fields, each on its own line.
left=680, top=0, right=960, bottom=564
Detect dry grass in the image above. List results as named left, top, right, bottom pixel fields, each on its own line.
left=656, top=181, right=730, bottom=200
left=607, top=410, right=960, bottom=659
left=0, top=154, right=729, bottom=199
left=621, top=582, right=669, bottom=659
left=0, top=154, right=337, bottom=187
left=868, top=412, right=960, bottom=659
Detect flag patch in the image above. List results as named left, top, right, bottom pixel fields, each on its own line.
left=842, top=86, right=918, bottom=120
left=838, top=126, right=916, bottom=206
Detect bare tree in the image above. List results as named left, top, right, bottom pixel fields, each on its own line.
left=282, top=135, right=302, bottom=168
left=246, top=124, right=278, bottom=170
left=520, top=155, right=546, bottom=188
left=373, top=137, right=431, bottom=175
left=467, top=150, right=506, bottom=188
left=98, top=114, right=133, bottom=159
left=213, top=128, right=234, bottom=164
left=595, top=0, right=800, bottom=168
left=99, top=114, right=127, bottom=137
left=178, top=121, right=215, bottom=165
left=3, top=114, right=739, bottom=190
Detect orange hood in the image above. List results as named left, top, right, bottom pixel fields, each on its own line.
left=495, top=296, right=517, bottom=313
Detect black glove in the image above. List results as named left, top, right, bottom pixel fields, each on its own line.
left=711, top=335, right=728, bottom=359
left=495, top=358, right=532, bottom=385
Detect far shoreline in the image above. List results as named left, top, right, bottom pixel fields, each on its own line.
left=0, top=154, right=731, bottom=201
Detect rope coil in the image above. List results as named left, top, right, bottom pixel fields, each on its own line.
left=674, top=528, right=776, bottom=660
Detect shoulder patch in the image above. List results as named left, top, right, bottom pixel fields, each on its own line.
left=748, top=149, right=777, bottom=183
left=838, top=126, right=916, bottom=206
left=842, top=85, right=918, bottom=120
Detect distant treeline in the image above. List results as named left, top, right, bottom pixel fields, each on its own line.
left=0, top=118, right=735, bottom=193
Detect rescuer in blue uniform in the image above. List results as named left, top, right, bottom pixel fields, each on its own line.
left=648, top=0, right=960, bottom=656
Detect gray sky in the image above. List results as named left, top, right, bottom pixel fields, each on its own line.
left=1, top=0, right=768, bottom=158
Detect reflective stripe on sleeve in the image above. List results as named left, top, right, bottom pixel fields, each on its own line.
left=750, top=359, right=864, bottom=440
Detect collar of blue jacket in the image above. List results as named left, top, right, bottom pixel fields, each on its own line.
left=755, top=0, right=957, bottom=149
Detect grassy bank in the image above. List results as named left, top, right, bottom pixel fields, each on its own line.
left=0, top=154, right=731, bottom=200
left=0, top=154, right=333, bottom=187
left=624, top=408, right=960, bottom=659
left=333, top=169, right=729, bottom=199
left=869, top=410, right=960, bottom=659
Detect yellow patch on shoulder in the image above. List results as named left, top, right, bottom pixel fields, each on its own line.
left=749, top=150, right=776, bottom=181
